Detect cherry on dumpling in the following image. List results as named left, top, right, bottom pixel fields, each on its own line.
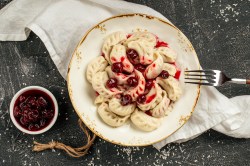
left=126, top=49, right=138, bottom=59
left=106, top=78, right=118, bottom=89
left=111, top=62, right=123, bottom=73
left=126, top=49, right=139, bottom=65
left=137, top=94, right=146, bottom=104
left=127, top=77, right=138, bottom=87
left=134, top=64, right=146, bottom=73
left=145, top=80, right=154, bottom=90
left=159, top=70, right=169, bottom=79
left=120, top=94, right=132, bottom=106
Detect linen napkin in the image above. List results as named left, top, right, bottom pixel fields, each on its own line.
left=1, top=0, right=249, bottom=150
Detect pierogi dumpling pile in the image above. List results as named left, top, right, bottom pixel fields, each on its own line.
left=86, top=31, right=182, bottom=132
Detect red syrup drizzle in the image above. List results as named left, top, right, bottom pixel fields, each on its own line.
left=127, top=34, right=132, bottom=38
left=121, top=56, right=125, bottom=62
left=155, top=35, right=169, bottom=48
left=174, top=70, right=181, bottom=80
left=170, top=62, right=181, bottom=80
left=111, top=57, right=117, bottom=62
left=155, top=40, right=169, bottom=48
left=145, top=94, right=156, bottom=104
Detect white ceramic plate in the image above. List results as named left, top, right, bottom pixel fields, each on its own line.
left=67, top=14, right=200, bottom=146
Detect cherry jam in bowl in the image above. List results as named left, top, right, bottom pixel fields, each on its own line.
left=9, top=86, right=58, bottom=135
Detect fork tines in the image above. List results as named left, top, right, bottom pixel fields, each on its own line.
left=184, top=70, right=216, bottom=86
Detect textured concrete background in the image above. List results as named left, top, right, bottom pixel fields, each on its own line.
left=0, top=0, right=250, bottom=165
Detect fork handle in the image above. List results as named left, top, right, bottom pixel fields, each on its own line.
left=229, top=78, right=250, bottom=84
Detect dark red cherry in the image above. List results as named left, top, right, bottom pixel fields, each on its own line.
left=120, top=94, right=132, bottom=106
left=106, top=78, right=118, bottom=89
left=28, top=109, right=39, bottom=122
left=37, top=97, right=47, bottom=108
left=19, top=95, right=26, bottom=103
left=137, top=94, right=146, bottom=104
left=28, top=124, right=36, bottom=131
left=126, top=49, right=138, bottom=60
left=26, top=96, right=37, bottom=107
left=19, top=102, right=29, bottom=111
left=160, top=70, right=169, bottom=79
left=112, top=62, right=123, bottom=73
left=20, top=117, right=29, bottom=126
left=41, top=110, right=47, bottom=118
left=145, top=80, right=154, bottom=90
left=46, top=110, right=54, bottom=119
left=22, top=108, right=31, bottom=119
left=127, top=77, right=138, bottom=87
left=40, top=119, right=46, bottom=127
left=13, top=106, right=22, bottom=118
left=42, top=109, right=54, bottom=119
left=134, top=64, right=146, bottom=73
left=126, top=49, right=139, bottom=64
left=34, top=124, right=40, bottom=129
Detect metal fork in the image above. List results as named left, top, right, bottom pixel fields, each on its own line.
left=184, top=70, right=250, bottom=86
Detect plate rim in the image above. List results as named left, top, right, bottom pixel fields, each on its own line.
left=67, top=13, right=201, bottom=146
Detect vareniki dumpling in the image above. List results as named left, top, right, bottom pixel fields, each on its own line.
left=109, top=97, right=136, bottom=116
left=92, top=71, right=121, bottom=97
left=137, top=83, right=163, bottom=111
left=127, top=39, right=154, bottom=65
left=155, top=47, right=177, bottom=63
left=86, top=56, right=108, bottom=83
left=144, top=54, right=164, bottom=79
left=94, top=95, right=110, bottom=105
left=98, top=103, right=130, bottom=127
left=102, top=31, right=127, bottom=63
left=157, top=76, right=182, bottom=101
left=130, top=109, right=161, bottom=132
left=162, top=63, right=177, bottom=76
left=125, top=70, right=145, bottom=101
left=124, top=32, right=157, bottom=47
left=110, top=44, right=134, bottom=73
left=150, top=91, right=171, bottom=118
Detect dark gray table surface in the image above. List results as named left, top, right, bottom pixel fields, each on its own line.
left=0, top=0, right=250, bottom=165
